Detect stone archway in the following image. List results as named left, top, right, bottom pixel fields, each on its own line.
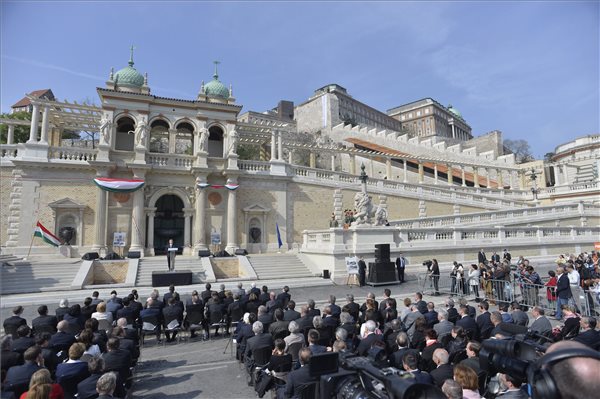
left=146, top=187, right=193, bottom=255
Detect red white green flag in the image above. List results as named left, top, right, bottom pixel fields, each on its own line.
left=93, top=178, right=145, bottom=193
left=33, top=221, right=61, bottom=247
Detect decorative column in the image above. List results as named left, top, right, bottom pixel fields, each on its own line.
left=403, top=159, right=408, bottom=183
left=309, top=152, right=316, bottom=168
left=509, top=171, right=515, bottom=189
left=270, top=130, right=277, bottom=160
left=461, top=166, right=466, bottom=186
left=331, top=154, right=336, bottom=171
left=226, top=177, right=238, bottom=252
left=39, top=106, right=50, bottom=144
left=485, top=168, right=491, bottom=188
left=183, top=209, right=193, bottom=248
left=27, top=103, right=40, bottom=143
left=553, top=166, right=561, bottom=186
left=128, top=169, right=147, bottom=256
left=277, top=130, right=283, bottom=161
left=168, top=128, right=177, bottom=154
left=433, top=163, right=438, bottom=184
left=519, top=170, right=526, bottom=190
left=562, top=164, right=569, bottom=185
left=92, top=173, right=108, bottom=256
left=418, top=161, right=424, bottom=183
left=498, top=169, right=504, bottom=189
left=386, top=159, right=392, bottom=180
left=7, top=124, right=15, bottom=145
left=349, top=154, right=356, bottom=175
left=473, top=167, right=480, bottom=188
left=194, top=175, right=208, bottom=251
left=288, top=149, right=293, bottom=164
left=146, top=209, right=156, bottom=255
left=447, top=164, right=453, bottom=185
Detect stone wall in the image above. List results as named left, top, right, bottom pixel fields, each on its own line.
left=211, top=258, right=240, bottom=279
left=92, top=261, right=128, bottom=284
left=464, top=130, right=504, bottom=158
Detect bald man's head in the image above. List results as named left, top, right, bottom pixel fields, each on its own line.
left=543, top=341, right=600, bottom=399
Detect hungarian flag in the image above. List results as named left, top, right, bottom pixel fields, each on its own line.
left=93, top=178, right=145, bottom=193
left=33, top=221, right=61, bottom=247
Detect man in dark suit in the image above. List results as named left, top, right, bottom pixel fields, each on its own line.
left=459, top=341, right=482, bottom=375
left=306, top=299, right=321, bottom=319
left=101, top=338, right=132, bottom=382
left=296, top=306, right=313, bottom=332
left=1, top=335, right=23, bottom=374
left=476, top=301, right=494, bottom=340
left=201, top=283, right=215, bottom=303
left=4, top=346, right=43, bottom=394
left=395, top=253, right=406, bottom=283
left=356, top=320, right=384, bottom=356
left=32, top=305, right=58, bottom=336
left=478, top=249, right=487, bottom=265
left=283, top=300, right=301, bottom=321
left=48, top=320, right=76, bottom=353
left=3, top=306, right=27, bottom=338
left=445, top=298, right=459, bottom=324
left=321, top=306, right=339, bottom=329
left=424, top=302, right=439, bottom=328
left=11, top=325, right=35, bottom=355
left=249, top=282, right=261, bottom=298
left=307, top=329, right=327, bottom=355
left=555, top=266, right=572, bottom=320
left=284, top=348, right=317, bottom=399
left=529, top=306, right=552, bottom=337
left=95, top=371, right=119, bottom=399
left=166, top=238, right=177, bottom=271
left=414, top=292, right=428, bottom=314
left=162, top=297, right=184, bottom=342
left=574, top=317, right=600, bottom=350
left=430, top=348, right=454, bottom=388
left=401, top=351, right=433, bottom=385
left=81, top=298, right=95, bottom=321
left=265, top=292, right=282, bottom=314
left=491, top=251, right=501, bottom=263
left=244, top=321, right=274, bottom=375
left=116, top=297, right=137, bottom=327
left=56, top=343, right=90, bottom=396
left=140, top=299, right=162, bottom=342
left=358, top=256, right=367, bottom=287
left=276, top=286, right=291, bottom=309
left=328, top=295, right=342, bottom=319
left=343, top=294, right=360, bottom=322
left=268, top=309, right=290, bottom=339
left=259, top=286, right=271, bottom=305
left=456, top=305, right=479, bottom=341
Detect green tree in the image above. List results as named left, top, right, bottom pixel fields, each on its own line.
left=237, top=143, right=261, bottom=160
left=504, top=139, right=535, bottom=164
left=0, top=111, right=31, bottom=144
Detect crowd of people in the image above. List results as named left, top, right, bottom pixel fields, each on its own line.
left=2, top=251, right=599, bottom=399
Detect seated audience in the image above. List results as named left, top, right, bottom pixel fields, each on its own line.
left=19, top=368, right=64, bottom=399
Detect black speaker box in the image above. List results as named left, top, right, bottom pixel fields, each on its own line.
left=127, top=251, right=141, bottom=259
left=367, top=262, right=396, bottom=283
left=235, top=248, right=248, bottom=256
left=81, top=252, right=99, bottom=261
left=374, top=244, right=390, bottom=251
left=323, top=269, right=330, bottom=279
left=198, top=250, right=212, bottom=257
left=374, top=248, right=390, bottom=261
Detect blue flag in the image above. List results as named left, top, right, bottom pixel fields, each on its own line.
left=276, top=223, right=283, bottom=248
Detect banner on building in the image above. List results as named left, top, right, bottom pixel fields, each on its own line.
left=94, top=178, right=145, bottom=193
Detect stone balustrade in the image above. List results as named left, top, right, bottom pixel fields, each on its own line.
left=146, top=153, right=194, bottom=168
left=0, top=144, right=18, bottom=160
left=238, top=160, right=270, bottom=172
left=392, top=203, right=596, bottom=228
left=49, top=146, right=98, bottom=162
left=301, top=225, right=600, bottom=253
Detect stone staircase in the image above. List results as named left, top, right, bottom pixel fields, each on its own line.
left=1, top=255, right=81, bottom=294
left=135, top=256, right=206, bottom=287
left=247, top=254, right=317, bottom=280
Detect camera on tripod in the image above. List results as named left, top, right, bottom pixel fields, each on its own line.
left=422, top=260, right=433, bottom=269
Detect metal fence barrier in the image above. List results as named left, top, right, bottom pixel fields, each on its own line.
left=418, top=273, right=600, bottom=317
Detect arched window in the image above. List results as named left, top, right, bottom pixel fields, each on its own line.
left=150, top=119, right=169, bottom=153
left=114, top=116, right=135, bottom=151
left=175, top=122, right=194, bottom=155
left=207, top=125, right=224, bottom=157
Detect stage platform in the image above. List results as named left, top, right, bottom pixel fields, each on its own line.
left=152, top=270, right=193, bottom=286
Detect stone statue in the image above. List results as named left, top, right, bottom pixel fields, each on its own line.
left=374, top=205, right=388, bottom=226
left=58, top=226, right=75, bottom=245
left=228, top=129, right=238, bottom=155
left=352, top=191, right=373, bottom=226
left=198, top=127, right=209, bottom=153
left=135, top=121, right=149, bottom=147
left=99, top=116, right=113, bottom=145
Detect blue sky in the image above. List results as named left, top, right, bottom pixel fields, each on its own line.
left=1, top=1, right=598, bottom=157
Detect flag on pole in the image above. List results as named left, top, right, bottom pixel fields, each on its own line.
left=33, top=221, right=61, bottom=247
left=276, top=223, right=283, bottom=249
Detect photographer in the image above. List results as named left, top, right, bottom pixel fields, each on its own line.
left=428, top=260, right=440, bottom=296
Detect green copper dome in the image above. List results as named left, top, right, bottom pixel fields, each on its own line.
left=447, top=104, right=462, bottom=119
left=203, top=61, right=230, bottom=99
left=114, top=47, right=144, bottom=88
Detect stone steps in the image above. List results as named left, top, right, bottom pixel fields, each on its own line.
left=1, top=258, right=81, bottom=294
left=135, top=256, right=206, bottom=286
left=247, top=254, right=316, bottom=280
